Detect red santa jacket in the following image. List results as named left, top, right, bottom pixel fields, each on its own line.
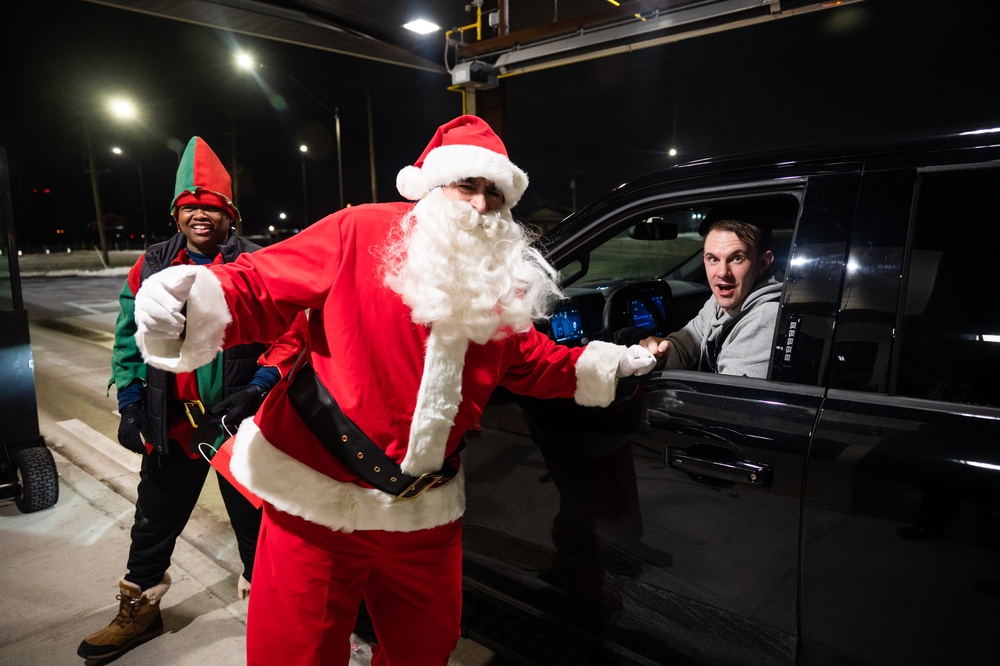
left=137, top=202, right=624, bottom=533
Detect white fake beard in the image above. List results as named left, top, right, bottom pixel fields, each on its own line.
left=383, top=187, right=563, bottom=345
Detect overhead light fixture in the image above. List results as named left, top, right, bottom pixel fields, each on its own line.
left=403, top=19, right=441, bottom=35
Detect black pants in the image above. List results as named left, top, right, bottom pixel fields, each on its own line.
left=125, top=441, right=262, bottom=590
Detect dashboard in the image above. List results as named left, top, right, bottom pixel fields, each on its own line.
left=545, top=280, right=681, bottom=347
left=549, top=292, right=605, bottom=345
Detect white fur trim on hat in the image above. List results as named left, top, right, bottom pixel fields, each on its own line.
left=136, top=265, right=230, bottom=373
left=396, top=165, right=427, bottom=202
left=230, top=419, right=466, bottom=533
left=396, top=144, right=528, bottom=207
left=573, top=340, right=623, bottom=407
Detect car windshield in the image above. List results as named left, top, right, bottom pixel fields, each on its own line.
left=558, top=208, right=706, bottom=285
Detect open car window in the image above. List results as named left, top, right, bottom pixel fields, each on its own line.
left=544, top=193, right=801, bottom=348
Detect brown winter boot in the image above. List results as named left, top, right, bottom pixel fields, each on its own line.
left=77, top=573, right=171, bottom=660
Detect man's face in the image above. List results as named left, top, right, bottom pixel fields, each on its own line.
left=175, top=204, right=231, bottom=255
left=441, top=177, right=504, bottom=213
left=703, top=228, right=773, bottom=313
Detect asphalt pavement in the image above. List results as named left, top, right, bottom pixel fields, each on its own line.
left=0, top=255, right=497, bottom=666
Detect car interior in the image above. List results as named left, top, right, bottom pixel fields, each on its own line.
left=539, top=194, right=801, bottom=352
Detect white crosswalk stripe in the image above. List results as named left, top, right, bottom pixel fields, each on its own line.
left=57, top=417, right=142, bottom=473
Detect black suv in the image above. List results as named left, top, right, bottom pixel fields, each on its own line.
left=460, top=126, right=1000, bottom=665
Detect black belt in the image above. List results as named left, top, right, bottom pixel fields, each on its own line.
left=174, top=399, right=223, bottom=458
left=287, top=361, right=462, bottom=500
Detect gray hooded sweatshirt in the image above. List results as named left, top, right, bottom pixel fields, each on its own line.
left=663, top=276, right=782, bottom=378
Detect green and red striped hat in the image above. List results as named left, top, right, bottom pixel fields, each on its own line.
left=170, top=136, right=240, bottom=222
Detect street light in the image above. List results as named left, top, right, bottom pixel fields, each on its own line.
left=84, top=124, right=110, bottom=268
left=235, top=52, right=345, bottom=209
left=85, top=95, right=141, bottom=267
left=111, top=146, right=150, bottom=248
left=299, top=143, right=309, bottom=227
left=109, top=97, right=137, bottom=121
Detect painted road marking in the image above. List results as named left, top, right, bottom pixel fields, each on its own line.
left=67, top=300, right=120, bottom=315
left=57, top=418, right=141, bottom=473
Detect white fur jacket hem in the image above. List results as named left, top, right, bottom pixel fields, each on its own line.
left=230, top=419, right=466, bottom=533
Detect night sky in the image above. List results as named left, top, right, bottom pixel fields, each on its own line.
left=2, top=0, right=999, bottom=249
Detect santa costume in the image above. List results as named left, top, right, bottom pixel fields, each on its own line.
left=134, top=116, right=652, bottom=665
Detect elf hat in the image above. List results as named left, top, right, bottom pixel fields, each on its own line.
left=170, top=137, right=240, bottom=222
left=396, top=115, right=528, bottom=207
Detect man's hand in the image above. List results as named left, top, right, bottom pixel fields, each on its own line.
left=134, top=266, right=199, bottom=339
left=117, top=403, right=146, bottom=454
left=639, top=336, right=672, bottom=367
left=210, top=385, right=267, bottom=433
left=616, top=344, right=658, bottom=378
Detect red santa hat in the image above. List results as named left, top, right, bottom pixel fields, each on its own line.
left=396, top=115, right=528, bottom=207
left=170, top=136, right=241, bottom=222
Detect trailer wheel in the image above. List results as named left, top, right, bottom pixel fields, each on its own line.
left=13, top=446, right=59, bottom=513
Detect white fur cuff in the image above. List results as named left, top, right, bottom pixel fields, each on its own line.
left=136, top=266, right=231, bottom=373
left=573, top=340, right=623, bottom=407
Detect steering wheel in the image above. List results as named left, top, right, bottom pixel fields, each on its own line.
left=602, top=281, right=673, bottom=342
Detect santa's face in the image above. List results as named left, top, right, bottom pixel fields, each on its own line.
left=383, top=187, right=561, bottom=344
left=441, top=177, right=504, bottom=213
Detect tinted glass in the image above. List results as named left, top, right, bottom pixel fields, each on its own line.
left=895, top=166, right=1000, bottom=407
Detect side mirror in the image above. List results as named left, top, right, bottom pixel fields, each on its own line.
left=629, top=218, right=678, bottom=241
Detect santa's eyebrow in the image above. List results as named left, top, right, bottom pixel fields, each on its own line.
left=455, top=178, right=504, bottom=199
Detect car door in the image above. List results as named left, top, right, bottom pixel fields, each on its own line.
left=463, top=169, right=858, bottom=665
left=617, top=172, right=856, bottom=665
left=801, top=156, right=1000, bottom=664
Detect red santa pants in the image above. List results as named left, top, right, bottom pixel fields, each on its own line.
left=247, top=504, right=463, bottom=666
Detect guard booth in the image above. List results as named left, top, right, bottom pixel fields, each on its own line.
left=0, top=147, right=59, bottom=512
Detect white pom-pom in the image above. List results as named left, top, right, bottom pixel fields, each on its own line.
left=396, top=165, right=427, bottom=201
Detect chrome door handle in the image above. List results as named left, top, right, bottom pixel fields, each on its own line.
left=666, top=446, right=773, bottom=486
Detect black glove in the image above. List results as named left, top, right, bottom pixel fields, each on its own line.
left=117, top=403, right=146, bottom=454
left=210, top=385, right=267, bottom=434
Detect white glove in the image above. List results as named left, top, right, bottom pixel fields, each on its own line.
left=616, top=344, right=657, bottom=378
left=134, top=265, right=199, bottom=339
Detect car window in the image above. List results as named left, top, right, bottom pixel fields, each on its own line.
left=557, top=209, right=705, bottom=285
left=895, top=166, right=1000, bottom=407
left=544, top=193, right=800, bottom=355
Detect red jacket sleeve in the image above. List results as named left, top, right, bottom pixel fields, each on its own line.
left=257, top=310, right=309, bottom=378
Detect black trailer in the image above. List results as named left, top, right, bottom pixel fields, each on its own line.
left=0, top=147, right=59, bottom=512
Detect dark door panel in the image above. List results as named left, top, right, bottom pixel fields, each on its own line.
left=466, top=374, right=822, bottom=665
left=802, top=393, right=1000, bottom=664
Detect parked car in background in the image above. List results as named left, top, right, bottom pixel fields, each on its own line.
left=460, top=125, right=1000, bottom=665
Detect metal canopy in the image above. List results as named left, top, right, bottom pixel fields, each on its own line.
left=84, top=1, right=858, bottom=78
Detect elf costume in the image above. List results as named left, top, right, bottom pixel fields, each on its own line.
left=79, top=137, right=276, bottom=661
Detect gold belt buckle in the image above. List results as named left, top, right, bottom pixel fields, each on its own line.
left=394, top=473, right=444, bottom=501
left=182, top=400, right=205, bottom=428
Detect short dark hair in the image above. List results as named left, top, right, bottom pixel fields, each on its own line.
left=702, top=217, right=770, bottom=259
